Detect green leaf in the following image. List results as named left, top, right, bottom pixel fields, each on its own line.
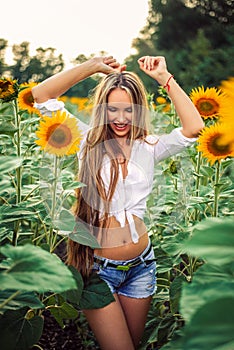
left=62, top=180, right=86, bottom=191
left=199, top=165, right=215, bottom=177
left=0, top=122, right=18, bottom=136
left=183, top=217, right=234, bottom=265
left=0, top=244, right=76, bottom=293
left=170, top=275, right=185, bottom=314
left=0, top=204, right=38, bottom=224
left=0, top=307, right=44, bottom=350
left=61, top=265, right=84, bottom=304
left=79, top=272, right=115, bottom=309
left=0, top=156, right=23, bottom=175
left=54, top=208, right=76, bottom=232
left=0, top=290, right=44, bottom=312
left=161, top=231, right=190, bottom=256
left=154, top=247, right=181, bottom=273
left=49, top=302, right=79, bottom=328
left=182, top=297, right=234, bottom=350
left=0, top=227, right=11, bottom=242
left=180, top=262, right=234, bottom=322
left=69, top=222, right=101, bottom=249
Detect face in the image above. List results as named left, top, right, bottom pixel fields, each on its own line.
left=107, top=88, right=132, bottom=139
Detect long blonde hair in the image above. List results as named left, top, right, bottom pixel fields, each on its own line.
left=67, top=71, right=150, bottom=277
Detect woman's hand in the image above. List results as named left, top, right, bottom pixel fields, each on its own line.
left=92, top=56, right=126, bottom=75
left=138, top=56, right=171, bottom=86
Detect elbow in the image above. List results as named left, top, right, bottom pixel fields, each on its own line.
left=192, top=120, right=205, bottom=137
left=32, top=85, right=49, bottom=103
left=183, top=121, right=205, bottom=138
left=31, top=86, right=40, bottom=102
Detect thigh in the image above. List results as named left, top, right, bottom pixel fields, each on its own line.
left=83, top=293, right=135, bottom=350
left=118, top=295, right=152, bottom=349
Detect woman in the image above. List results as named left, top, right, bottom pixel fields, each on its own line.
left=32, top=55, right=204, bottom=350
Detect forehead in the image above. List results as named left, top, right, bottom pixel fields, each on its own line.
left=108, top=88, right=132, bottom=104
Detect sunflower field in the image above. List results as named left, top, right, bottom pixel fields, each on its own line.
left=0, top=76, right=234, bottom=350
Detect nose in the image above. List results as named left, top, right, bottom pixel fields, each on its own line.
left=116, top=110, right=126, bottom=123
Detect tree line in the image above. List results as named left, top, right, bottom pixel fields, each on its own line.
left=1, top=0, right=233, bottom=95
left=126, top=0, right=234, bottom=93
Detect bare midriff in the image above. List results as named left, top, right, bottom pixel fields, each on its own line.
left=94, top=215, right=149, bottom=260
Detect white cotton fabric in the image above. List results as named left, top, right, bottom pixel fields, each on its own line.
left=35, top=99, right=197, bottom=245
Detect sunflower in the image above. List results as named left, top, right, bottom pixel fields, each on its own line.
left=0, top=77, right=18, bottom=102
left=18, top=82, right=41, bottom=115
left=156, top=96, right=171, bottom=113
left=220, top=77, right=234, bottom=99
left=35, top=110, right=83, bottom=156
left=197, top=123, right=234, bottom=165
left=219, top=77, right=234, bottom=123
left=190, top=86, right=227, bottom=120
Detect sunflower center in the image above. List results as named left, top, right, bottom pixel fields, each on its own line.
left=197, top=98, right=219, bottom=116
left=24, top=91, right=34, bottom=106
left=47, top=123, right=72, bottom=148
left=208, top=134, right=231, bottom=156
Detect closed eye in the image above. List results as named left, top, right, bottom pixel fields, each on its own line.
left=107, top=106, right=117, bottom=112
left=125, top=107, right=132, bottom=113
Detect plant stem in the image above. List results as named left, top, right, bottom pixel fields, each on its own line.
left=213, top=161, right=221, bottom=217
left=194, top=151, right=202, bottom=221
left=13, top=99, right=22, bottom=202
left=12, top=99, right=22, bottom=246
left=49, top=155, right=59, bottom=251
left=0, top=290, right=21, bottom=310
left=195, top=151, right=202, bottom=195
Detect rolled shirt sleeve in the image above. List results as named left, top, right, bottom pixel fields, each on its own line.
left=150, top=127, right=197, bottom=163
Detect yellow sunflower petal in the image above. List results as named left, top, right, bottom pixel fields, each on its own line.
left=197, top=123, right=234, bottom=165
left=18, top=83, right=41, bottom=115
left=220, top=77, right=234, bottom=99
left=190, top=86, right=227, bottom=120
left=35, top=110, right=83, bottom=157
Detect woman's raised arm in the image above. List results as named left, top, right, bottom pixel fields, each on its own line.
left=138, top=56, right=204, bottom=138
left=32, top=56, right=122, bottom=103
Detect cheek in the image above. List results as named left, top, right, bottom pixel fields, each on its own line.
left=107, top=111, right=115, bottom=122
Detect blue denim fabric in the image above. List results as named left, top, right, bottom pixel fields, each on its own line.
left=93, top=241, right=157, bottom=298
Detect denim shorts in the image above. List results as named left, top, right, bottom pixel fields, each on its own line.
left=93, top=241, right=157, bottom=298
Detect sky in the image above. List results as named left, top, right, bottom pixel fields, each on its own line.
left=2, top=0, right=149, bottom=67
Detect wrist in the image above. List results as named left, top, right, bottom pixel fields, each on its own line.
left=155, top=71, right=172, bottom=86
left=82, top=58, right=99, bottom=76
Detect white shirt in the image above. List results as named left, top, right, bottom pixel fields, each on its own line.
left=35, top=99, right=197, bottom=244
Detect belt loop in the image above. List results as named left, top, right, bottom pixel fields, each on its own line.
left=140, top=255, right=147, bottom=266
left=103, top=258, right=109, bottom=268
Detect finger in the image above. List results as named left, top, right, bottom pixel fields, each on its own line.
left=109, top=61, right=120, bottom=68
left=139, top=56, right=152, bottom=70
left=103, top=56, right=116, bottom=65
left=103, top=55, right=113, bottom=61
left=120, top=64, right=127, bottom=72
left=150, top=57, right=156, bottom=70
left=114, top=64, right=127, bottom=73
left=144, top=56, right=150, bottom=69
left=138, top=56, right=148, bottom=63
